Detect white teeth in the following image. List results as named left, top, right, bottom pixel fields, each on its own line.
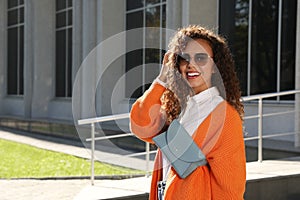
left=187, top=72, right=200, bottom=76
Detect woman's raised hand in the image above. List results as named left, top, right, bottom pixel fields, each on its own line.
left=158, top=51, right=172, bottom=83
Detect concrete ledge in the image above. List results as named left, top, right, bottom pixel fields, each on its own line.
left=0, top=116, right=80, bottom=140
left=103, top=193, right=149, bottom=200
left=245, top=159, right=300, bottom=200
left=111, top=159, right=300, bottom=200
left=245, top=174, right=300, bottom=200
left=109, top=175, right=300, bottom=200
left=246, top=139, right=300, bottom=162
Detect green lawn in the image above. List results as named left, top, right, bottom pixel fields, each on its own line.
left=0, top=139, right=144, bottom=179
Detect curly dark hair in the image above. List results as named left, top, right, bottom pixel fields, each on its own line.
left=160, top=25, right=244, bottom=122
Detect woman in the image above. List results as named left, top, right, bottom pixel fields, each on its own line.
left=130, top=25, right=246, bottom=200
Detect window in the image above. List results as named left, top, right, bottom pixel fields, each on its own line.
left=219, top=0, right=297, bottom=99
left=7, top=0, right=24, bottom=95
left=55, top=0, right=73, bottom=97
left=126, top=0, right=166, bottom=98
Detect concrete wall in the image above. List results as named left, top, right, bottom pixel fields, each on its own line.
left=244, top=103, right=296, bottom=143
left=0, top=0, right=299, bottom=146
left=0, top=0, right=127, bottom=122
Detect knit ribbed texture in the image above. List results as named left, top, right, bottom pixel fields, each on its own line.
left=130, top=83, right=246, bottom=200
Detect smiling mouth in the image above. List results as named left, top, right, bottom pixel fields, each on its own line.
left=187, top=71, right=200, bottom=79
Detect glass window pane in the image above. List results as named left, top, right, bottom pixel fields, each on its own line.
left=8, top=9, right=18, bottom=26
left=146, top=6, right=160, bottom=27
left=125, top=50, right=143, bottom=98
left=67, top=28, right=72, bottom=97
left=56, top=30, right=66, bottom=97
left=130, top=85, right=145, bottom=99
left=67, top=0, right=73, bottom=7
left=280, top=0, right=297, bottom=89
left=145, top=6, right=160, bottom=50
left=127, top=0, right=144, bottom=11
left=126, top=11, right=143, bottom=52
left=19, top=7, right=24, bottom=23
left=56, top=12, right=66, bottom=28
left=145, top=27, right=160, bottom=49
left=8, top=0, right=18, bottom=9
left=19, top=26, right=24, bottom=95
left=126, top=1, right=167, bottom=98
left=56, top=0, right=67, bottom=11
left=219, top=0, right=249, bottom=95
left=250, top=0, right=278, bottom=95
left=126, top=11, right=143, bottom=30
left=145, top=49, right=160, bottom=85
left=126, top=11, right=143, bottom=98
left=162, top=5, right=166, bottom=28
left=146, top=0, right=160, bottom=6
left=280, top=0, right=297, bottom=100
left=145, top=48, right=160, bottom=64
left=67, top=10, right=72, bottom=26
left=7, top=28, right=18, bottom=95
left=234, top=1, right=249, bottom=95
left=161, top=5, right=166, bottom=51
left=20, top=0, right=24, bottom=5
left=126, top=50, right=143, bottom=73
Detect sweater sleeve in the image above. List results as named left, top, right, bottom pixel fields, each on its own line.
left=129, top=83, right=167, bottom=143
left=206, top=105, right=246, bottom=199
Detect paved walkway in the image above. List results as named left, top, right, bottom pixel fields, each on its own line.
left=0, top=177, right=151, bottom=200
left=1, top=129, right=300, bottom=199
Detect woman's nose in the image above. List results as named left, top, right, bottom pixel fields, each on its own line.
left=187, top=61, right=196, bottom=69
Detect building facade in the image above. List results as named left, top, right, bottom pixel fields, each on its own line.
left=0, top=0, right=299, bottom=146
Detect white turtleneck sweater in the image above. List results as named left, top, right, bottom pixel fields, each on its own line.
left=161, top=86, right=224, bottom=180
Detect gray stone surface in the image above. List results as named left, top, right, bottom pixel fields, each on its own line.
left=0, top=177, right=151, bottom=200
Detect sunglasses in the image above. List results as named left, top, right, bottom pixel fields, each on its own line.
left=177, top=53, right=213, bottom=67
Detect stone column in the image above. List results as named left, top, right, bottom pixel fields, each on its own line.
left=73, top=1, right=83, bottom=84
left=96, top=0, right=126, bottom=116
left=80, top=0, right=98, bottom=119
left=182, top=0, right=218, bottom=29
left=24, top=0, right=34, bottom=118
left=167, top=0, right=182, bottom=30
left=30, top=0, right=55, bottom=118
left=295, top=1, right=300, bottom=147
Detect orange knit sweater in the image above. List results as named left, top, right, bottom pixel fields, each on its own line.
left=130, top=83, right=246, bottom=200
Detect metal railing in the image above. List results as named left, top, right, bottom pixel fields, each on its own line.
left=77, top=113, right=156, bottom=185
left=78, top=89, right=300, bottom=185
left=242, top=89, right=300, bottom=162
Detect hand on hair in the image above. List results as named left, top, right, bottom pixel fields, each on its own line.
left=158, top=51, right=172, bottom=83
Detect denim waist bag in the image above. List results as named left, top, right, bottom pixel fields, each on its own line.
left=153, top=119, right=207, bottom=179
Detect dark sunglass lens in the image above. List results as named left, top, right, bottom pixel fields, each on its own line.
left=179, top=54, right=190, bottom=64
left=195, top=53, right=208, bottom=65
